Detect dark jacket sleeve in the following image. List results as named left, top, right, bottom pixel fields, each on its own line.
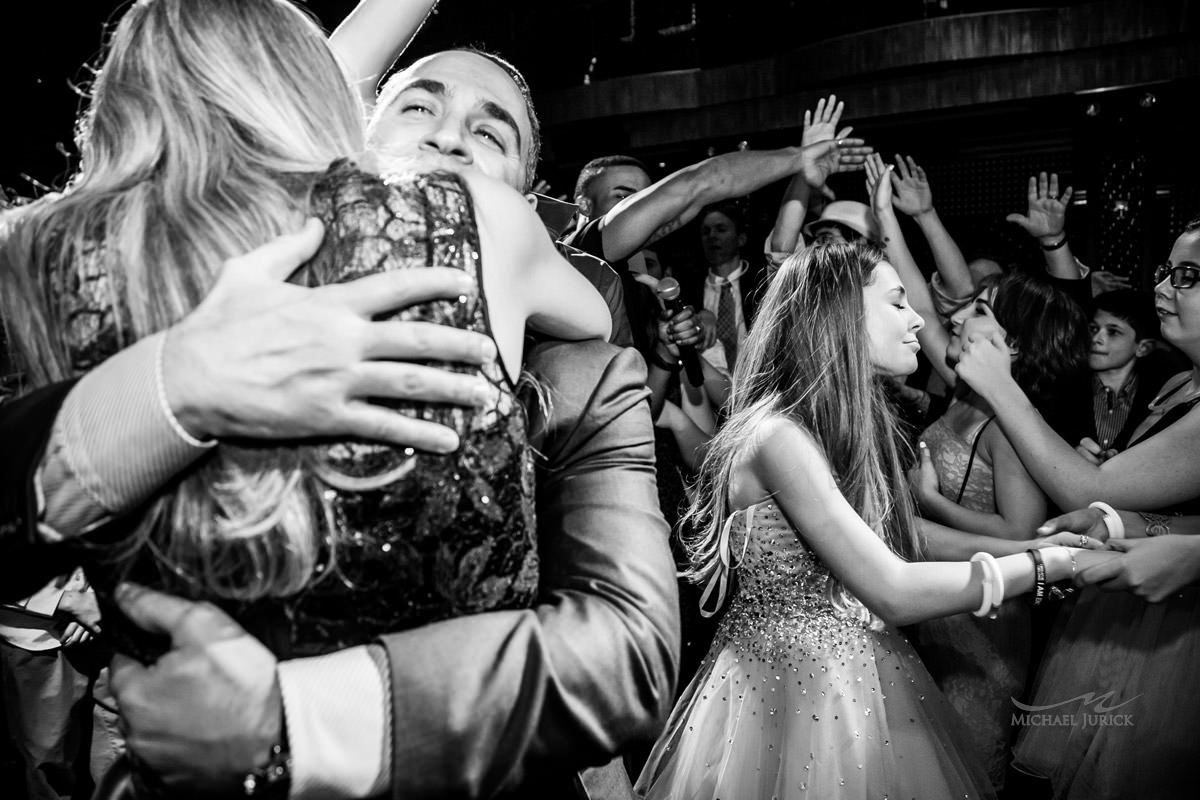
left=378, top=340, right=680, bottom=798
left=0, top=380, right=83, bottom=602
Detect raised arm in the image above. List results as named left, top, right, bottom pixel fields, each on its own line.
left=956, top=330, right=1200, bottom=510
left=599, top=138, right=872, bottom=264
left=890, top=154, right=974, bottom=298
left=1005, top=172, right=1083, bottom=280
left=864, top=154, right=955, bottom=385
left=752, top=418, right=1087, bottom=628
left=769, top=95, right=855, bottom=254
left=328, top=0, right=439, bottom=112
left=467, top=172, right=612, bottom=358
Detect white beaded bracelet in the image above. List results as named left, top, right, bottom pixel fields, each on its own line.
left=1087, top=501, right=1125, bottom=540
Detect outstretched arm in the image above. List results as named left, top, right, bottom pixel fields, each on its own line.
left=328, top=0, right=439, bottom=112
left=752, top=418, right=1089, bottom=627
left=956, top=331, right=1200, bottom=511
left=890, top=154, right=974, bottom=298
left=864, top=154, right=954, bottom=386
left=599, top=138, right=872, bottom=264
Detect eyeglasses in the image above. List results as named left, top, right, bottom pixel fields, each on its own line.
left=1154, top=264, right=1200, bottom=290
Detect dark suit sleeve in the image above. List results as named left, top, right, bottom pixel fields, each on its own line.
left=0, top=380, right=83, bottom=602
left=378, top=340, right=680, bottom=798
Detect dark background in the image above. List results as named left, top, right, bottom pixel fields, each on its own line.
left=2, top=0, right=1196, bottom=284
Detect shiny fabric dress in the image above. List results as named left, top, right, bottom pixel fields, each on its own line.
left=54, top=160, right=537, bottom=659
left=635, top=501, right=994, bottom=800
left=913, top=413, right=1030, bottom=791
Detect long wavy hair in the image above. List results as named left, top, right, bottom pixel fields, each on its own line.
left=0, top=0, right=365, bottom=599
left=681, top=241, right=920, bottom=597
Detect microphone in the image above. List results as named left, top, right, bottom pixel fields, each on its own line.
left=655, top=277, right=705, bottom=387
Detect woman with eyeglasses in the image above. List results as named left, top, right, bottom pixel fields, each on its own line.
left=952, top=218, right=1200, bottom=799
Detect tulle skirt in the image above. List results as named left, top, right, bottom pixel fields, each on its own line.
left=635, top=625, right=995, bottom=800
left=1012, top=586, right=1200, bottom=800
left=912, top=601, right=1031, bottom=790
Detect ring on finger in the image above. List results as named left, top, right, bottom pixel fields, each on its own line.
left=1079, top=534, right=1089, bottom=547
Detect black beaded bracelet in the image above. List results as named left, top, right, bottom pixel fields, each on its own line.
left=1026, top=548, right=1047, bottom=606
left=1040, top=234, right=1068, bottom=251
left=649, top=351, right=683, bottom=372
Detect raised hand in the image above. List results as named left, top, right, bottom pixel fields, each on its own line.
left=1091, top=270, right=1133, bottom=295
left=890, top=155, right=933, bottom=218
left=864, top=153, right=895, bottom=220
left=1006, top=172, right=1073, bottom=243
left=802, top=94, right=846, bottom=148
left=799, top=137, right=873, bottom=196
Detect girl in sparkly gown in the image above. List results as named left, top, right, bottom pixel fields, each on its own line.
left=635, top=241, right=1108, bottom=800
left=0, top=0, right=611, bottom=663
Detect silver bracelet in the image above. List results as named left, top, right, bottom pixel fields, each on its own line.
left=1138, top=511, right=1173, bottom=537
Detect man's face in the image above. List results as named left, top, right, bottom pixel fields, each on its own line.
left=700, top=211, right=745, bottom=266
left=584, top=166, right=651, bottom=217
left=367, top=51, right=532, bottom=191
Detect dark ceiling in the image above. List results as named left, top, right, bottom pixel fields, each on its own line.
left=3, top=0, right=1083, bottom=196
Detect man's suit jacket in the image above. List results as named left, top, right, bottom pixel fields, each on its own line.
left=0, top=340, right=680, bottom=799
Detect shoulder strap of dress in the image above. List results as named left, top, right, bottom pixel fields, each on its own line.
left=955, top=415, right=996, bottom=505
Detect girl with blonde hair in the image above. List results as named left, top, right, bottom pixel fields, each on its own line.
left=0, top=0, right=608, bottom=666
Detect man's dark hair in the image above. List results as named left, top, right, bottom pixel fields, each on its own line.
left=1093, top=289, right=1160, bottom=342
left=573, top=155, right=650, bottom=202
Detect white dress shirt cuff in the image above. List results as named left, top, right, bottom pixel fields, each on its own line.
left=278, top=646, right=388, bottom=799
left=38, top=332, right=213, bottom=540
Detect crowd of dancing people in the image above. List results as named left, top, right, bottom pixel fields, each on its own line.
left=1, top=1, right=1199, bottom=799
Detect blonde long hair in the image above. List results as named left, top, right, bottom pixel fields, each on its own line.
left=682, top=241, right=920, bottom=593
left=1, top=0, right=366, bottom=599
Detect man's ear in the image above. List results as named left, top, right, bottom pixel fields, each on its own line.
left=1134, top=338, right=1156, bottom=358
left=574, top=195, right=593, bottom=218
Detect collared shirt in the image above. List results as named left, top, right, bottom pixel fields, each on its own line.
left=1092, top=372, right=1139, bottom=449
left=703, top=259, right=749, bottom=344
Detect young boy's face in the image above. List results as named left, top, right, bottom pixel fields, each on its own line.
left=1089, top=310, right=1143, bottom=372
